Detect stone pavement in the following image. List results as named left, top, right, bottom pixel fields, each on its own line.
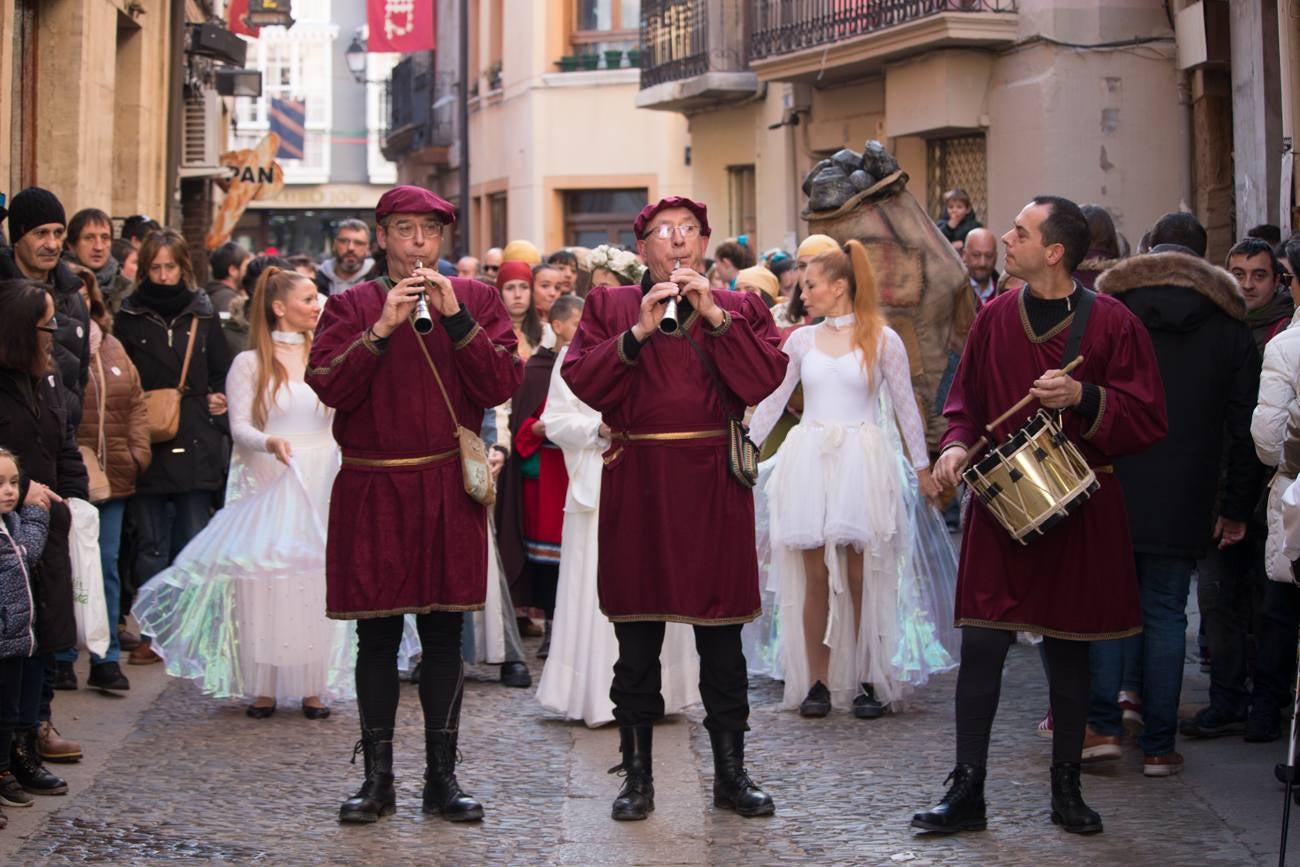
left=0, top=633, right=1290, bottom=866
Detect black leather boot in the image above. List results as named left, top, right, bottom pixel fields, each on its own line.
left=1050, top=762, right=1102, bottom=833
left=338, top=728, right=397, bottom=823
left=423, top=728, right=484, bottom=821
left=910, top=763, right=986, bottom=833
left=709, top=730, right=774, bottom=817
left=609, top=725, right=654, bottom=820
left=11, top=729, right=67, bottom=795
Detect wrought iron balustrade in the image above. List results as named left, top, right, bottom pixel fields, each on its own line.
left=385, top=53, right=453, bottom=156
left=640, top=0, right=714, bottom=89
left=749, top=0, right=1017, bottom=61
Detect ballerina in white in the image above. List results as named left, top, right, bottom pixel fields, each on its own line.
left=535, top=294, right=700, bottom=727
left=750, top=239, right=954, bottom=719
left=133, top=266, right=352, bottom=719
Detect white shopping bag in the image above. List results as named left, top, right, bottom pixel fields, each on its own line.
left=67, top=498, right=110, bottom=657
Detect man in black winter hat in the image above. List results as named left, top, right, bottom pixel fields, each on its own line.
left=0, top=188, right=91, bottom=425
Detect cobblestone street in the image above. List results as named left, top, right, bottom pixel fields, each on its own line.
left=0, top=630, right=1287, bottom=865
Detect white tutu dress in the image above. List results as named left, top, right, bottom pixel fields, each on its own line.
left=535, top=346, right=700, bottom=726
left=133, top=338, right=355, bottom=704
left=750, top=317, right=956, bottom=711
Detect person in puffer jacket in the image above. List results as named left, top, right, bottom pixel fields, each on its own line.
left=0, top=446, right=51, bottom=823
left=1250, top=239, right=1300, bottom=741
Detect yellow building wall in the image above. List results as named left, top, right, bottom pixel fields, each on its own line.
left=0, top=0, right=13, bottom=197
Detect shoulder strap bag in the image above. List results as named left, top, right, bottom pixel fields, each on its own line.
left=682, top=326, right=760, bottom=489
left=143, top=318, right=199, bottom=443
left=412, top=323, right=496, bottom=506
left=79, top=353, right=112, bottom=503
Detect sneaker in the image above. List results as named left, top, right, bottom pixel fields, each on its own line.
left=87, top=661, right=130, bottom=692
left=852, top=683, right=885, bottom=719
left=1118, top=690, right=1143, bottom=734
left=1179, top=705, right=1247, bottom=739
left=1081, top=726, right=1122, bottom=762
left=799, top=681, right=832, bottom=718
left=1036, top=709, right=1054, bottom=738
left=1143, top=751, right=1184, bottom=777
left=1245, top=704, right=1282, bottom=743
left=52, top=661, right=77, bottom=691
left=0, top=771, right=33, bottom=807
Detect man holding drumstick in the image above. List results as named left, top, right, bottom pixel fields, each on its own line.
left=911, top=196, right=1167, bottom=836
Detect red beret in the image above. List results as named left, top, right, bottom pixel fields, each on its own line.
left=632, top=196, right=711, bottom=240
left=375, top=185, right=457, bottom=224
left=496, top=260, right=534, bottom=289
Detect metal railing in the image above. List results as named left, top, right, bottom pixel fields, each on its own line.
left=640, top=0, right=713, bottom=89
left=749, top=0, right=1017, bottom=61
left=385, top=53, right=454, bottom=154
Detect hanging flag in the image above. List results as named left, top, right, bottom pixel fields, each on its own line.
left=227, top=0, right=259, bottom=37
left=269, top=98, right=306, bottom=160
left=366, top=0, right=436, bottom=53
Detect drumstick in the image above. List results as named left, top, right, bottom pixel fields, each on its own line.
left=958, top=355, right=1086, bottom=470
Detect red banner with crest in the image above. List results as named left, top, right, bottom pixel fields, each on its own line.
left=366, top=0, right=435, bottom=53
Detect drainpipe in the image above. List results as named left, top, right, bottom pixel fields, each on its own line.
left=1177, top=69, right=1193, bottom=217
left=458, top=0, right=470, bottom=257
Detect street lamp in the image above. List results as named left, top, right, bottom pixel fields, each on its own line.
left=345, top=34, right=368, bottom=84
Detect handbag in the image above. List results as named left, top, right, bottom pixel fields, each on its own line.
left=412, top=323, right=497, bottom=506
left=79, top=354, right=112, bottom=503
left=683, top=327, right=760, bottom=488
left=143, top=318, right=198, bottom=443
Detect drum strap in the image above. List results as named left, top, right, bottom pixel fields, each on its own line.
left=1059, top=286, right=1096, bottom=369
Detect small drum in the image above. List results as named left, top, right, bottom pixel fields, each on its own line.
left=962, top=410, right=1099, bottom=545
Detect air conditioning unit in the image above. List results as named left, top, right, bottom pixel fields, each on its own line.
left=181, top=88, right=221, bottom=169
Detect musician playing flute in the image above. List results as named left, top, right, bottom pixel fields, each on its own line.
left=306, top=186, right=521, bottom=825
left=912, top=197, right=1167, bottom=836
left=562, top=196, right=788, bottom=821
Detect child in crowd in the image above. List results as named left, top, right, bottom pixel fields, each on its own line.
left=0, top=448, right=53, bottom=825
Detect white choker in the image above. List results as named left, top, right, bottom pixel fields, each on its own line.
left=824, top=312, right=856, bottom=329
left=272, top=330, right=306, bottom=344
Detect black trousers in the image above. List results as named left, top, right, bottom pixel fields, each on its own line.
left=611, top=621, right=749, bottom=733
left=1251, top=579, right=1300, bottom=713
left=355, top=612, right=464, bottom=733
left=1196, top=529, right=1266, bottom=717
left=955, top=626, right=1090, bottom=767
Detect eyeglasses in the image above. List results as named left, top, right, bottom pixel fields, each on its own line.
left=36, top=316, right=58, bottom=334
left=482, top=264, right=500, bottom=274
left=389, top=220, right=445, bottom=240
left=647, top=224, right=701, bottom=241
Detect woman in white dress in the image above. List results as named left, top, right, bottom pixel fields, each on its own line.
left=535, top=294, right=700, bottom=727
left=133, top=267, right=352, bottom=718
left=751, top=239, right=952, bottom=719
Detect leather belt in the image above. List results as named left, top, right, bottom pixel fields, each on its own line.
left=341, top=447, right=458, bottom=469
left=610, top=428, right=727, bottom=442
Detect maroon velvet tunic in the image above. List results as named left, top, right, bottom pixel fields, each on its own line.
left=562, top=287, right=788, bottom=625
left=306, top=277, right=522, bottom=619
left=941, top=289, right=1168, bottom=639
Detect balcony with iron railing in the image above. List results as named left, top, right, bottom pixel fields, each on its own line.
left=748, top=0, right=1019, bottom=82
left=382, top=53, right=455, bottom=165
left=636, top=0, right=761, bottom=114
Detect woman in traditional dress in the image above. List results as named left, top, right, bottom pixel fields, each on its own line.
left=750, top=240, right=955, bottom=719
left=134, top=266, right=352, bottom=718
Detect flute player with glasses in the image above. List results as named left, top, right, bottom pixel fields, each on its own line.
left=561, top=196, right=789, bottom=822
left=306, top=186, right=522, bottom=826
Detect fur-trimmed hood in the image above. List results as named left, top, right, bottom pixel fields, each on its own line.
left=1096, top=249, right=1246, bottom=324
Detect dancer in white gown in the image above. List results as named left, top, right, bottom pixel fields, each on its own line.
left=134, top=267, right=353, bottom=717
left=535, top=295, right=700, bottom=726
left=751, top=239, right=953, bottom=718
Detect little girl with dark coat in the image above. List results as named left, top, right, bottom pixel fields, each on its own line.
left=0, top=448, right=50, bottom=826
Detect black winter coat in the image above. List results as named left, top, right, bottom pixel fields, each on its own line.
left=0, top=368, right=90, bottom=653
left=114, top=288, right=233, bottom=494
left=0, top=249, right=91, bottom=427
left=1098, top=247, right=1264, bottom=558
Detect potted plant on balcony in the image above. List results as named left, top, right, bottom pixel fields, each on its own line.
left=556, top=55, right=580, bottom=72
left=578, top=52, right=600, bottom=71
left=603, top=49, right=623, bottom=69
left=626, top=48, right=642, bottom=68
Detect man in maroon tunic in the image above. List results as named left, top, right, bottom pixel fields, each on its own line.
left=911, top=197, right=1167, bottom=835
left=563, top=196, right=788, bottom=821
left=306, top=186, right=521, bottom=825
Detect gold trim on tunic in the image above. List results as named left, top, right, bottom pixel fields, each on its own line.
left=611, top=429, right=727, bottom=442
left=601, top=607, right=762, bottom=627
left=1017, top=288, right=1074, bottom=344
left=329, top=601, right=486, bottom=620
left=453, top=323, right=483, bottom=350
left=616, top=331, right=639, bottom=366
left=704, top=309, right=733, bottom=337
left=1084, top=386, right=1107, bottom=440
left=955, top=617, right=1142, bottom=642
left=341, top=448, right=458, bottom=468
left=308, top=335, right=370, bottom=375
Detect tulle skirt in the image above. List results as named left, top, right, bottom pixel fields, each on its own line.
left=537, top=506, right=700, bottom=727
left=764, top=419, right=958, bottom=711
left=133, top=436, right=355, bottom=704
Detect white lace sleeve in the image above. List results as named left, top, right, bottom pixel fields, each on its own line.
left=226, top=351, right=270, bottom=454
left=749, top=327, right=808, bottom=448
left=881, top=328, right=929, bottom=469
